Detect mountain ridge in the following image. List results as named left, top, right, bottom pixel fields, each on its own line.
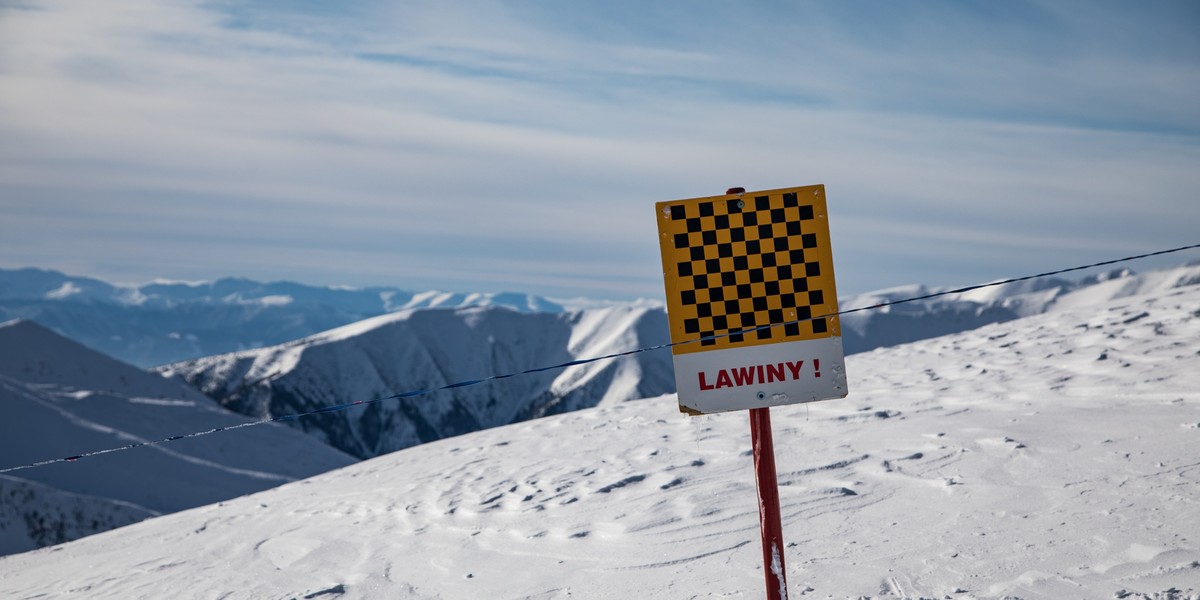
left=6, top=262, right=1198, bottom=369
left=0, top=267, right=569, bottom=367
left=157, top=305, right=675, bottom=459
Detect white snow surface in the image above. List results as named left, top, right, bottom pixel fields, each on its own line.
left=3, top=285, right=1197, bottom=599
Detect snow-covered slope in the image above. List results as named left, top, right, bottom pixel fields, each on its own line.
left=0, top=475, right=153, bottom=556
left=5, top=282, right=1196, bottom=599
left=157, top=305, right=675, bottom=459
left=0, top=319, right=356, bottom=555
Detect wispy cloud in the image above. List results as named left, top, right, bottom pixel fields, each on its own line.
left=1, top=0, right=1197, bottom=298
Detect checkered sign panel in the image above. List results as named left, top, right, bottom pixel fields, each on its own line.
left=656, top=185, right=841, bottom=355
left=655, top=185, right=848, bottom=414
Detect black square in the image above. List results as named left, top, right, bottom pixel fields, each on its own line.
left=674, top=233, right=690, bottom=249
left=690, top=246, right=705, bottom=261
left=786, top=221, right=802, bottom=236
left=761, top=252, right=777, bottom=267
left=746, top=240, right=761, bottom=254
left=753, top=296, right=768, bottom=311
left=726, top=199, right=742, bottom=213
left=670, top=205, right=687, bottom=220
left=755, top=195, right=770, bottom=210
left=687, top=217, right=703, bottom=233
left=770, top=208, right=786, bottom=223
left=724, top=299, right=740, bottom=315
left=756, top=328, right=772, bottom=340
left=681, top=290, right=696, bottom=305
left=730, top=227, right=745, bottom=243
left=733, top=255, right=749, bottom=270
left=764, top=281, right=780, bottom=296
left=802, top=233, right=817, bottom=249
left=781, top=294, right=796, bottom=308
left=678, top=261, right=693, bottom=276
left=701, top=335, right=716, bottom=346
left=740, top=311, right=757, bottom=326
left=748, top=268, right=765, bottom=283
left=743, top=211, right=758, bottom=226
left=793, top=278, right=808, bottom=292
left=684, top=318, right=700, bottom=334
left=796, top=306, right=812, bottom=320
left=693, top=274, right=708, bottom=289
left=757, top=224, right=773, bottom=240
left=805, top=262, right=821, bottom=277
left=709, top=287, right=725, bottom=301
left=730, top=332, right=744, bottom=344
left=799, top=205, right=814, bottom=220
left=789, top=249, right=805, bottom=264
left=699, top=202, right=715, bottom=217
left=697, top=302, right=712, bottom=318
left=717, top=243, right=733, bottom=258
left=714, top=214, right=729, bottom=230
left=705, top=258, right=720, bottom=273
left=812, top=318, right=828, bottom=334
left=736, top=283, right=752, bottom=299
left=768, top=308, right=784, bottom=324
left=808, top=290, right=824, bottom=305
left=721, top=272, right=736, bottom=286
left=782, top=192, right=798, bottom=207
left=702, top=230, right=717, bottom=245
left=784, top=323, right=800, bottom=336
left=713, top=315, right=728, bottom=330
left=776, top=265, right=793, bottom=279
left=773, top=237, right=789, bottom=252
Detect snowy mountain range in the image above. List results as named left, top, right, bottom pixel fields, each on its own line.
left=2, top=275, right=1196, bottom=598
left=0, top=319, right=355, bottom=555
left=0, top=268, right=566, bottom=368
left=6, top=263, right=1198, bottom=371
left=157, top=263, right=1200, bottom=461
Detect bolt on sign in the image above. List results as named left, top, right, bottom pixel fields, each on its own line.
left=655, top=185, right=849, bottom=415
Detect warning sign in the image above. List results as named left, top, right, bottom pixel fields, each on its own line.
left=656, top=185, right=848, bottom=414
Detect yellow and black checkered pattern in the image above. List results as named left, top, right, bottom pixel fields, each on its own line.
left=656, top=185, right=841, bottom=355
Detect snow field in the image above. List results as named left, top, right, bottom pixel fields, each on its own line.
left=1, top=285, right=1197, bottom=598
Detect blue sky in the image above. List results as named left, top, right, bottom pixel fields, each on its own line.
left=1, top=0, right=1198, bottom=300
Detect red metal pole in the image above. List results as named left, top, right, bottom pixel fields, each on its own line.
left=750, top=406, right=788, bottom=600
left=724, top=186, right=789, bottom=599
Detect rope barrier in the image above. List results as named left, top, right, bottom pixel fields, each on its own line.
left=2, top=242, right=1197, bottom=474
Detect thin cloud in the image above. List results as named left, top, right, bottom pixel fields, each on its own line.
left=1, top=0, right=1197, bottom=299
